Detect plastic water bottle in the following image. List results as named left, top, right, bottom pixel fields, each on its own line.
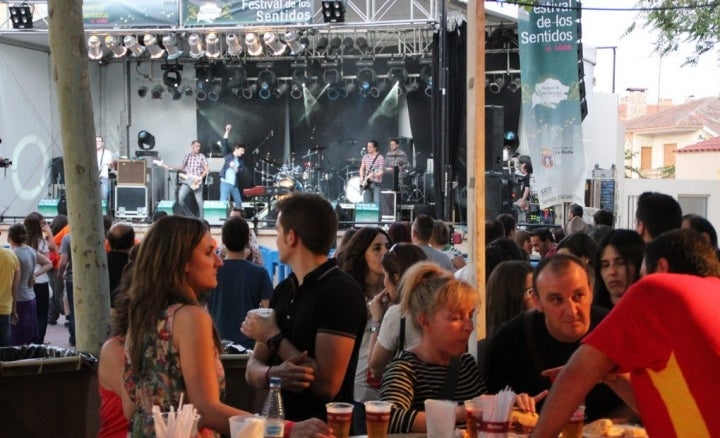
left=261, top=376, right=284, bottom=437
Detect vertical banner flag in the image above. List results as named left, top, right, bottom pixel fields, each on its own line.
left=518, top=1, right=585, bottom=208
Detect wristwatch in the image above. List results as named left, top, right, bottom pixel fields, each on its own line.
left=266, top=332, right=285, bottom=354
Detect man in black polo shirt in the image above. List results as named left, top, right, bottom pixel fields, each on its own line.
left=243, top=193, right=366, bottom=422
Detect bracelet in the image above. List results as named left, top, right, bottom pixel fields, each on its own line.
left=265, top=365, right=272, bottom=385
left=369, top=320, right=382, bottom=333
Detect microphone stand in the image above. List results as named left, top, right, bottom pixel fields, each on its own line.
left=252, top=129, right=274, bottom=186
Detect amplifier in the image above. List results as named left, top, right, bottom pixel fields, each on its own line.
left=203, top=200, right=229, bottom=225
left=116, top=160, right=146, bottom=185
left=380, top=191, right=397, bottom=223
left=115, top=186, right=147, bottom=218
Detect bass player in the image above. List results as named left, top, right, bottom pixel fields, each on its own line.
left=359, top=139, right=385, bottom=204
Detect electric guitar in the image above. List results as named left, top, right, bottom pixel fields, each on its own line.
left=153, top=159, right=203, bottom=190
left=360, top=166, right=375, bottom=191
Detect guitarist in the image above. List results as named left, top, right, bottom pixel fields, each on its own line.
left=359, top=139, right=385, bottom=204
left=178, top=140, right=209, bottom=218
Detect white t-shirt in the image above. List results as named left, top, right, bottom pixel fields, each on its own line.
left=377, top=304, right=421, bottom=352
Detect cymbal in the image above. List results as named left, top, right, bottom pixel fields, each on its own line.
left=261, top=157, right=280, bottom=166
left=346, top=158, right=360, bottom=164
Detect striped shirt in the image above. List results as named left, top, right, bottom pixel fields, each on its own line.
left=380, top=351, right=485, bottom=433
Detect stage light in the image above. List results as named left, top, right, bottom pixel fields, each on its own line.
left=182, top=85, right=194, bottom=97
left=290, top=83, right=303, bottom=100
left=273, top=82, right=289, bottom=98
left=169, top=87, right=182, bottom=101
left=162, top=64, right=182, bottom=88
left=508, top=77, right=522, bottom=93
left=208, top=80, right=222, bottom=101
left=315, top=37, right=329, bottom=52
left=328, top=37, right=342, bottom=54
left=137, top=86, right=148, bottom=98
left=341, top=80, right=356, bottom=98
left=322, top=65, right=341, bottom=100
left=403, top=80, right=420, bottom=94
left=151, top=85, right=164, bottom=99
left=9, top=5, right=33, bottom=29
left=188, top=33, right=205, bottom=59
left=105, top=36, right=127, bottom=58
left=342, top=37, right=354, bottom=52
left=321, top=1, right=346, bottom=23
left=144, top=34, right=165, bottom=59
left=87, top=36, right=103, bottom=60
left=488, top=75, right=505, bottom=94
left=263, top=33, right=287, bottom=56
left=356, top=65, right=376, bottom=98
left=284, top=31, right=306, bottom=55
left=137, top=131, right=156, bottom=150
left=420, top=64, right=433, bottom=97
left=387, top=62, right=407, bottom=86
left=245, top=33, right=263, bottom=56
left=123, top=35, right=146, bottom=58
left=226, top=34, right=243, bottom=56
left=257, top=69, right=277, bottom=100
left=356, top=37, right=370, bottom=54
left=241, top=83, right=257, bottom=99
left=371, top=79, right=387, bottom=98
left=163, top=34, right=183, bottom=60
left=205, top=32, right=221, bottom=58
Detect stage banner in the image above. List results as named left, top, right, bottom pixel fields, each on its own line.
left=83, top=0, right=179, bottom=28
left=182, top=0, right=312, bottom=26
left=517, top=1, right=585, bottom=208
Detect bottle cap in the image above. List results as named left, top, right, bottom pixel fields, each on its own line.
left=269, top=376, right=282, bottom=385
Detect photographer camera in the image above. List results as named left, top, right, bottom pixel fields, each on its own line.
left=0, top=138, right=11, bottom=169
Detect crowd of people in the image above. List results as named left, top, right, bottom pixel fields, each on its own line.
left=1, top=189, right=719, bottom=436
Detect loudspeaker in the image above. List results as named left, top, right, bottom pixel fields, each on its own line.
left=485, top=105, right=505, bottom=172
left=423, top=173, right=435, bottom=204
left=115, top=185, right=147, bottom=218
left=116, top=160, right=146, bottom=185
left=485, top=172, right=512, bottom=220
left=334, top=202, right=355, bottom=230
left=355, top=202, right=379, bottom=226
left=380, top=191, right=397, bottom=223
left=37, top=199, right=60, bottom=218
left=203, top=172, right=221, bottom=200
left=203, top=200, right=229, bottom=225
left=380, top=166, right=399, bottom=192
left=50, top=157, right=64, bottom=184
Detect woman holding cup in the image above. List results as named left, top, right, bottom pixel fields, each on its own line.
left=379, top=262, right=539, bottom=434
left=122, top=216, right=332, bottom=437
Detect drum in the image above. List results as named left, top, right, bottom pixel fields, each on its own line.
left=345, top=176, right=363, bottom=203
left=275, top=177, right=295, bottom=189
left=292, top=165, right=304, bottom=179
left=302, top=165, right=314, bottom=182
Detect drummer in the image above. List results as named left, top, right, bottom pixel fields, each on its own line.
left=384, top=138, right=408, bottom=181
left=359, top=140, right=385, bottom=203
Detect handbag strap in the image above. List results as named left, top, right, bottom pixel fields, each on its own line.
left=437, top=356, right=460, bottom=400
left=398, top=317, right=406, bottom=352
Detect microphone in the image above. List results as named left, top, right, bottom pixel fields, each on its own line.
left=361, top=147, right=367, bottom=155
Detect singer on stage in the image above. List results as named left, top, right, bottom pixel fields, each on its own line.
left=178, top=140, right=209, bottom=218
left=219, top=125, right=246, bottom=205
left=359, top=139, right=385, bottom=203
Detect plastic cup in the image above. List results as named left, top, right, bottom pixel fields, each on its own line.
left=364, top=400, right=392, bottom=438
left=248, top=308, right=274, bottom=319
left=560, top=405, right=585, bottom=438
left=464, top=399, right=483, bottom=438
left=326, top=402, right=353, bottom=438
left=229, top=415, right=265, bottom=438
left=424, top=399, right=457, bottom=438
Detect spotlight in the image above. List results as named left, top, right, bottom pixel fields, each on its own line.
left=307, top=81, right=320, bottom=95
left=264, top=33, right=287, bottom=56
left=137, top=86, right=148, bottom=98
left=388, top=65, right=407, bottom=86
left=9, top=5, right=33, bottom=29
left=208, top=80, right=222, bottom=101
left=188, top=33, right=205, bottom=59
left=315, top=37, right=329, bottom=52
left=182, top=85, right=194, bottom=97
left=290, top=83, right=303, bottom=100
left=420, top=64, right=433, bottom=97
left=163, top=34, right=183, bottom=60
left=371, top=79, right=387, bottom=98
left=137, top=131, right=156, bottom=150
left=105, top=36, right=127, bottom=58
left=169, top=87, right=182, bottom=101
left=356, top=37, right=370, bottom=54
left=328, top=37, right=341, bottom=54
left=257, top=69, right=277, bottom=100
left=162, top=64, right=183, bottom=88
left=245, top=33, right=263, bottom=56
left=291, top=62, right=309, bottom=86
left=321, top=1, right=346, bottom=23
left=341, top=80, right=356, bottom=97
left=87, top=36, right=103, bottom=60
left=284, top=31, right=306, bottom=55
left=151, top=85, right=164, bottom=99
left=196, top=88, right=207, bottom=101
left=508, top=77, right=522, bottom=93
left=241, top=83, right=257, bottom=99
left=123, top=35, right=146, bottom=57
left=205, top=32, right=221, bottom=58
left=356, top=65, right=376, bottom=98
left=403, top=80, right=420, bottom=94
left=226, top=34, right=243, bottom=57
left=322, top=66, right=341, bottom=100
left=144, top=34, right=165, bottom=59
left=342, top=37, right=354, bottom=52
left=488, top=75, right=505, bottom=94
left=273, top=83, right=289, bottom=99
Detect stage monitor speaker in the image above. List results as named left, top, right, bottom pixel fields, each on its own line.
left=203, top=172, right=221, bottom=200
left=334, top=202, right=356, bottom=229
left=117, top=160, right=146, bottom=185
left=115, top=185, right=147, bottom=218
left=37, top=199, right=60, bottom=218
left=485, top=105, right=505, bottom=172
left=485, top=172, right=512, bottom=220
left=380, top=191, right=397, bottom=223
left=203, top=200, right=229, bottom=225
left=156, top=200, right=176, bottom=216
left=355, top=202, right=379, bottom=226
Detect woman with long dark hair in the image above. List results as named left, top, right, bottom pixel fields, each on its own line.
left=593, top=229, right=644, bottom=309
left=23, top=212, right=56, bottom=343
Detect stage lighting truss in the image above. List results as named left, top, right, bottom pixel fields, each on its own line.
left=226, top=33, right=243, bottom=57
left=163, top=34, right=183, bottom=60
left=123, top=35, right=146, bottom=58
left=144, top=34, right=165, bottom=59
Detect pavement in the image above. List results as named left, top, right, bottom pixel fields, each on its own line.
left=43, top=315, right=76, bottom=350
